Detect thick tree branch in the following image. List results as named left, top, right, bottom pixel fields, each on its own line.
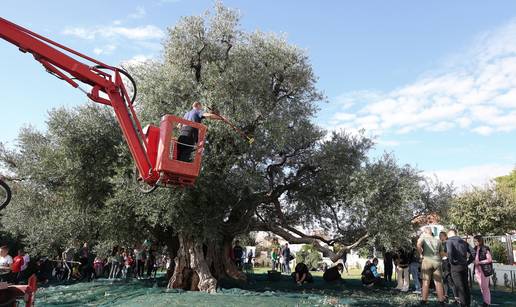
left=253, top=221, right=369, bottom=262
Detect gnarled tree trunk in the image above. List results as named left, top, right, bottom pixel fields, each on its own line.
left=205, top=237, right=247, bottom=284
left=168, top=234, right=217, bottom=292
left=167, top=234, right=247, bottom=292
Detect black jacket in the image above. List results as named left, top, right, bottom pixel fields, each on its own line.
left=397, top=249, right=410, bottom=267
left=446, top=236, right=475, bottom=266
left=475, top=245, right=490, bottom=262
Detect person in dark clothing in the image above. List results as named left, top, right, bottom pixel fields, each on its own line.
left=440, top=231, right=457, bottom=303
left=247, top=250, right=253, bottom=265
left=362, top=258, right=383, bottom=287
left=292, top=262, right=313, bottom=285
left=323, top=263, right=344, bottom=282
left=281, top=243, right=292, bottom=274
left=395, top=249, right=410, bottom=291
left=233, top=240, right=244, bottom=270
left=341, top=252, right=349, bottom=273
left=79, top=242, right=93, bottom=281
left=177, top=101, right=221, bottom=162
left=36, top=257, right=52, bottom=284
left=146, top=251, right=156, bottom=278
left=383, top=251, right=394, bottom=282
left=361, top=260, right=375, bottom=286
left=79, top=242, right=89, bottom=267
left=446, top=229, right=475, bottom=307
left=80, top=253, right=95, bottom=282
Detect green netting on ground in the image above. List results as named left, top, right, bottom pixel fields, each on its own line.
left=34, top=273, right=516, bottom=307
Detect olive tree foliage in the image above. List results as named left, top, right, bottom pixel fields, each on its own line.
left=254, top=143, right=454, bottom=260
left=0, top=105, right=129, bottom=255
left=125, top=2, right=324, bottom=244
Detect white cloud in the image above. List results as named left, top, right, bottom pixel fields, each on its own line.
left=425, top=163, right=514, bottom=190
left=128, top=6, right=146, bottom=19
left=331, top=19, right=516, bottom=136
left=93, top=44, right=117, bottom=55
left=332, top=112, right=356, bottom=121
left=121, top=54, right=154, bottom=67
left=427, top=121, right=455, bottom=132
left=471, top=126, right=494, bottom=136
left=63, top=25, right=164, bottom=40
left=456, top=117, right=472, bottom=128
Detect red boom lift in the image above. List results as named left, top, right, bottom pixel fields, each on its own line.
left=0, top=17, right=207, bottom=190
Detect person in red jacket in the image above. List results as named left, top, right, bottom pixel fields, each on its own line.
left=11, top=250, right=24, bottom=283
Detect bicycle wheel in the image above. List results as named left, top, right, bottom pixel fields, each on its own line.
left=0, top=179, right=11, bottom=211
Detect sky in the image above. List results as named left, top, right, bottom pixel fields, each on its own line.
left=1, top=0, right=515, bottom=188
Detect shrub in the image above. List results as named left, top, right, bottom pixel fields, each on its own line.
left=295, top=244, right=322, bottom=270
left=490, top=240, right=508, bottom=264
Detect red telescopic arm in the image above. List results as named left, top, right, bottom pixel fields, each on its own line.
left=0, top=17, right=158, bottom=182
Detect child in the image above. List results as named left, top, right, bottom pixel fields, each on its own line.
left=0, top=246, right=13, bottom=282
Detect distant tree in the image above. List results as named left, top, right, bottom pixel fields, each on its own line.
left=495, top=168, right=516, bottom=197
left=449, top=184, right=516, bottom=235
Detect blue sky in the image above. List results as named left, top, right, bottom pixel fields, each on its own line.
left=1, top=0, right=515, bottom=187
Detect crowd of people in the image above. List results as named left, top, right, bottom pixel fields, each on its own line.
left=57, top=242, right=171, bottom=282
left=0, top=246, right=30, bottom=284
left=270, top=238, right=293, bottom=274
left=0, top=241, right=172, bottom=286
left=360, top=228, right=494, bottom=307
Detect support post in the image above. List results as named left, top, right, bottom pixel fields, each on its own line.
left=506, top=235, right=514, bottom=265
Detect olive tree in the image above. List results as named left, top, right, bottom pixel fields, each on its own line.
left=0, top=105, right=125, bottom=255
left=128, top=3, right=452, bottom=292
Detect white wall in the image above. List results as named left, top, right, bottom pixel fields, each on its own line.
left=492, top=264, right=516, bottom=289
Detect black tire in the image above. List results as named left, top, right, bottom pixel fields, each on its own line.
left=0, top=179, right=11, bottom=211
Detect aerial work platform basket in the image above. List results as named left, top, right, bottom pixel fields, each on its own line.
left=143, top=115, right=207, bottom=187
